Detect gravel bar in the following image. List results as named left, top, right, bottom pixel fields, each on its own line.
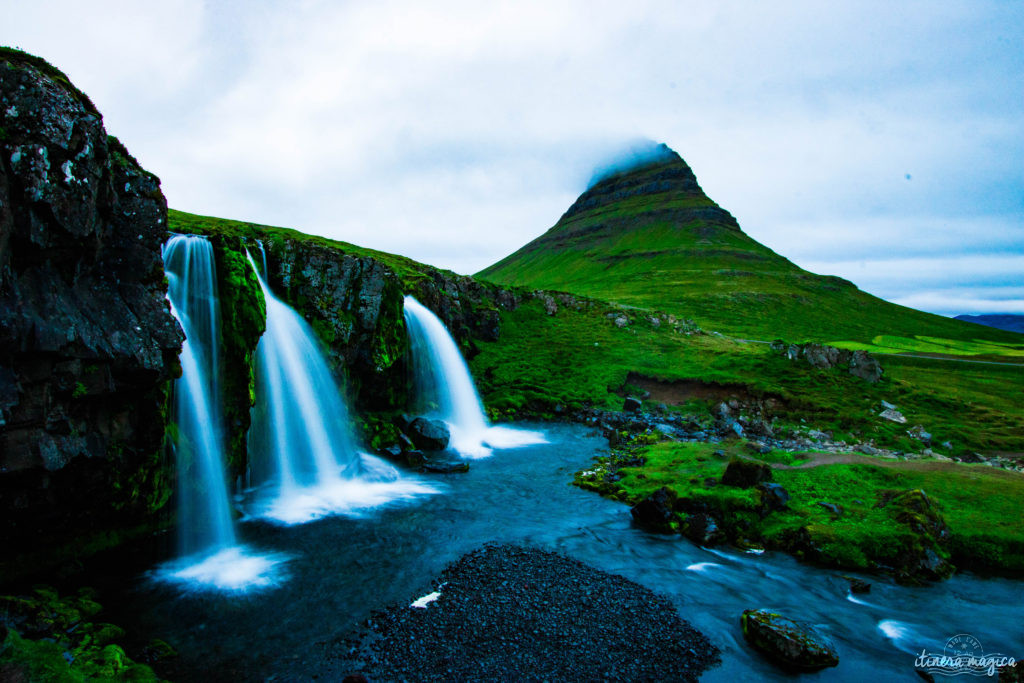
left=336, top=543, right=720, bottom=681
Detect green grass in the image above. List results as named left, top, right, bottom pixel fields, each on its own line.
left=832, top=334, right=1024, bottom=360
left=471, top=298, right=1024, bottom=454
left=477, top=150, right=1024, bottom=347
left=168, top=209, right=450, bottom=286
left=578, top=441, right=1024, bottom=577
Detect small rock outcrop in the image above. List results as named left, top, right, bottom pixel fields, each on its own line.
left=0, top=49, right=182, bottom=579
left=772, top=341, right=883, bottom=383
left=876, top=489, right=954, bottom=582
left=741, top=608, right=839, bottom=671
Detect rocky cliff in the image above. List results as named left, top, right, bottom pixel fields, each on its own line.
left=0, top=49, right=182, bottom=580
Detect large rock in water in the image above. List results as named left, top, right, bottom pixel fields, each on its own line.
left=741, top=609, right=839, bottom=671
left=0, top=49, right=182, bottom=580
left=407, top=417, right=451, bottom=451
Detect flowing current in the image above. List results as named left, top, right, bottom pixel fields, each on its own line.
left=245, top=252, right=435, bottom=524
left=403, top=295, right=545, bottom=457
left=158, top=234, right=286, bottom=592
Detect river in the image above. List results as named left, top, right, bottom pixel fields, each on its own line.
left=85, top=423, right=1022, bottom=681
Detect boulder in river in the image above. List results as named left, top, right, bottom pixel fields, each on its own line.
left=740, top=608, right=839, bottom=671
left=682, top=512, right=724, bottom=546
left=421, top=454, right=470, bottom=474
left=407, top=417, right=451, bottom=451
left=630, top=486, right=677, bottom=532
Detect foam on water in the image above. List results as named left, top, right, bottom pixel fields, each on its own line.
left=151, top=546, right=291, bottom=594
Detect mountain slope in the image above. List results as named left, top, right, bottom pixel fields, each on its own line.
left=478, top=145, right=1021, bottom=345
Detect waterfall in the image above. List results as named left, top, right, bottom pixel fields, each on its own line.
left=158, top=234, right=287, bottom=593
left=162, top=234, right=236, bottom=557
left=246, top=252, right=435, bottom=524
left=403, top=296, right=545, bottom=458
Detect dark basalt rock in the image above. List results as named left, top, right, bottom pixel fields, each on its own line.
left=623, top=396, right=643, bottom=413
left=842, top=576, right=871, bottom=593
left=421, top=454, right=470, bottom=474
left=683, top=512, right=724, bottom=546
left=630, top=486, right=677, bottom=532
left=407, top=417, right=450, bottom=451
left=758, top=482, right=790, bottom=511
left=818, top=501, right=844, bottom=518
left=0, top=49, right=182, bottom=580
left=741, top=608, right=839, bottom=671
left=721, top=457, right=772, bottom=488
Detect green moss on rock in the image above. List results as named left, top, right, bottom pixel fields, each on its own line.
left=210, top=236, right=266, bottom=475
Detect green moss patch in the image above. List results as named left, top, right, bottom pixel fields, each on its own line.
left=577, top=440, right=1024, bottom=581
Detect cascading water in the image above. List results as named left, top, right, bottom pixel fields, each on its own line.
left=246, top=251, right=435, bottom=524
left=163, top=234, right=235, bottom=557
left=158, top=234, right=287, bottom=592
left=403, top=296, right=545, bottom=458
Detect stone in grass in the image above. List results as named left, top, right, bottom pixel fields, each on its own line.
left=758, top=482, right=790, bottom=511
left=879, top=408, right=907, bottom=424
left=741, top=609, right=839, bottom=671
left=623, top=396, right=643, bottom=413
left=745, top=440, right=772, bottom=455
left=721, top=457, right=772, bottom=488
left=407, top=417, right=450, bottom=451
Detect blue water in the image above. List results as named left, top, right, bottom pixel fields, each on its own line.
left=91, top=424, right=1021, bottom=681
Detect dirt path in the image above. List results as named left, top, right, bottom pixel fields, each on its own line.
left=771, top=451, right=1023, bottom=478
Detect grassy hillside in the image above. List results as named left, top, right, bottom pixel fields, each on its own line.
left=168, top=209, right=458, bottom=284
left=477, top=146, right=1023, bottom=348
left=471, top=298, right=1024, bottom=455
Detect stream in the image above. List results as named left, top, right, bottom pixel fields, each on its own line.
left=85, top=423, right=1022, bottom=681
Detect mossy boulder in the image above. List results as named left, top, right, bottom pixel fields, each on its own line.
left=721, top=457, right=772, bottom=488
left=876, top=488, right=955, bottom=582
left=741, top=608, right=839, bottom=671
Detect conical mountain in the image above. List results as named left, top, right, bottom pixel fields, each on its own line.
left=478, top=144, right=1017, bottom=344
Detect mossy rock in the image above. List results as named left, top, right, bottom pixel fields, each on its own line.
left=740, top=608, right=839, bottom=671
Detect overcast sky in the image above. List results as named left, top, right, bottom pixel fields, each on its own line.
left=4, top=1, right=1022, bottom=316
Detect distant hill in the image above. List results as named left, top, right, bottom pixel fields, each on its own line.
left=478, top=144, right=1021, bottom=345
left=955, top=314, right=1024, bottom=334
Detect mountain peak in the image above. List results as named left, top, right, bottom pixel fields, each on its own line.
left=586, top=141, right=684, bottom=188
left=559, top=141, right=718, bottom=226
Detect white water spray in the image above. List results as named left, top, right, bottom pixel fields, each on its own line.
left=403, top=296, right=545, bottom=458
left=246, top=253, right=435, bottom=524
